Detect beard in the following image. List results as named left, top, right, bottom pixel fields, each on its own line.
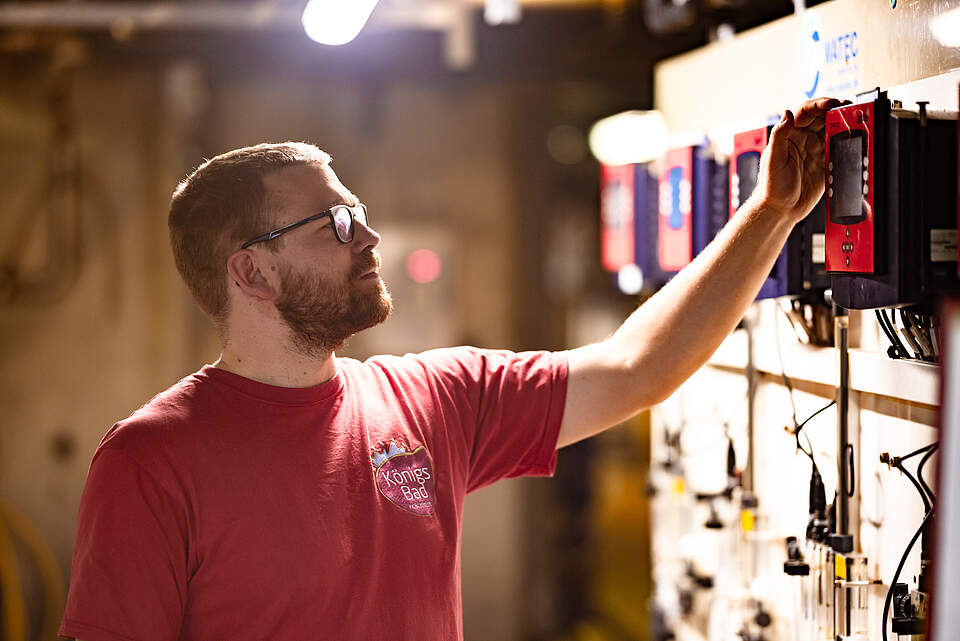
left=275, top=250, right=393, bottom=357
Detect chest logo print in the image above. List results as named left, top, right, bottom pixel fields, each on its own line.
left=371, top=441, right=435, bottom=516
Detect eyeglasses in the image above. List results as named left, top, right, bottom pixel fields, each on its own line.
left=241, top=203, right=369, bottom=249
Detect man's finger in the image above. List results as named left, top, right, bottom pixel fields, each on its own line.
left=794, top=97, right=843, bottom=128
left=766, top=109, right=797, bottom=170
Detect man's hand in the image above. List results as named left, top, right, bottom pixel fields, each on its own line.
left=557, top=97, right=844, bottom=448
left=752, top=97, right=845, bottom=224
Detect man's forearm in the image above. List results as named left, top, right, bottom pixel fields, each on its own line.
left=559, top=199, right=797, bottom=448
left=609, top=198, right=796, bottom=403
left=556, top=98, right=838, bottom=448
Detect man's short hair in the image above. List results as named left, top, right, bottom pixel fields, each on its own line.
left=168, top=142, right=332, bottom=326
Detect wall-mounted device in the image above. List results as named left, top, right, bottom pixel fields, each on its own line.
left=731, top=125, right=829, bottom=299
left=601, top=162, right=661, bottom=294
left=659, top=144, right=727, bottom=276
left=825, top=89, right=959, bottom=309
left=601, top=163, right=639, bottom=274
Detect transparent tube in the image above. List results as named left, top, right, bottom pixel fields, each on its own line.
left=798, top=553, right=816, bottom=641
left=836, top=554, right=869, bottom=640
left=817, top=545, right=835, bottom=641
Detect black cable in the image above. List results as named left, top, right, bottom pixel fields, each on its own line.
left=773, top=304, right=836, bottom=469
left=881, top=309, right=910, bottom=359
left=875, top=309, right=904, bottom=358
left=797, top=400, right=836, bottom=432
left=774, top=304, right=799, bottom=430
left=895, top=463, right=932, bottom=514
left=900, top=443, right=937, bottom=463
left=882, top=508, right=935, bottom=641
left=793, top=401, right=834, bottom=471
left=917, top=444, right=939, bottom=503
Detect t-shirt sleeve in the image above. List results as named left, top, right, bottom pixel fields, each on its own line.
left=60, top=446, right=188, bottom=641
left=413, top=347, right=569, bottom=493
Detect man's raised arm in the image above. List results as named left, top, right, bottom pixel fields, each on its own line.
left=556, top=97, right=842, bottom=449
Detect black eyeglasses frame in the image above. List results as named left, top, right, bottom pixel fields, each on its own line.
left=240, top=203, right=368, bottom=249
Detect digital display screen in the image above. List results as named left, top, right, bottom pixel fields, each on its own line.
left=736, top=151, right=761, bottom=205
left=830, top=134, right=866, bottom=224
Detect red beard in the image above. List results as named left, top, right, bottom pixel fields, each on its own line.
left=275, top=249, right=392, bottom=356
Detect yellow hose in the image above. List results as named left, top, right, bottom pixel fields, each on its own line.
left=0, top=499, right=66, bottom=641
left=0, top=513, right=27, bottom=641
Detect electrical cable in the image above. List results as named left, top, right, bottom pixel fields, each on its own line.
left=0, top=516, right=27, bottom=641
left=881, top=508, right=935, bottom=641
left=917, top=444, right=939, bottom=504
left=0, top=500, right=66, bottom=641
left=895, top=463, right=932, bottom=513
left=794, top=401, right=835, bottom=476
left=882, top=309, right=910, bottom=358
left=773, top=303, right=835, bottom=467
left=899, top=443, right=937, bottom=463
left=883, top=309, right=910, bottom=358
left=796, top=400, right=836, bottom=433
left=875, top=309, right=903, bottom=358
left=773, top=304, right=799, bottom=430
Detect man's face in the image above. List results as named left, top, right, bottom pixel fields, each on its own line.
left=262, top=163, right=392, bottom=356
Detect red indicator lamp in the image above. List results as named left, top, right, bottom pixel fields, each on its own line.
left=405, top=249, right=442, bottom=284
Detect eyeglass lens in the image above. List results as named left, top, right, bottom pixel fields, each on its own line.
left=331, top=204, right=368, bottom=243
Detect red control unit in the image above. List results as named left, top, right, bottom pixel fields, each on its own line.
left=601, top=163, right=637, bottom=273
left=826, top=90, right=959, bottom=309
left=825, top=99, right=878, bottom=274
left=730, top=127, right=768, bottom=218
left=730, top=125, right=827, bottom=299
left=658, top=147, right=694, bottom=272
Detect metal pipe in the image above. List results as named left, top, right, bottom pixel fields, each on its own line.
left=0, top=2, right=299, bottom=30
left=744, top=311, right=756, bottom=493
left=835, top=306, right=850, bottom=537
left=0, top=0, right=603, bottom=31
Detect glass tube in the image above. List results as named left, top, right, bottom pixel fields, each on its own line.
left=835, top=554, right=869, bottom=640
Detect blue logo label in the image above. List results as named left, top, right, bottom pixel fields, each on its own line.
left=798, top=10, right=860, bottom=99
left=668, top=167, right=683, bottom=230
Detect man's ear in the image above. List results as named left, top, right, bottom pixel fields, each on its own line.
left=226, top=250, right=278, bottom=301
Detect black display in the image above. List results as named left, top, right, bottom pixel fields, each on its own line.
left=736, top=151, right=761, bottom=205
left=830, top=133, right=866, bottom=225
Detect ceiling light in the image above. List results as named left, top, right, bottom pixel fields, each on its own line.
left=930, top=7, right=960, bottom=48
left=485, top=0, right=521, bottom=26
left=588, top=110, right=668, bottom=166
left=301, top=0, right=379, bottom=46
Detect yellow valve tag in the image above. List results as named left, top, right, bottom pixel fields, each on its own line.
left=672, top=478, right=685, bottom=495
left=740, top=509, right=755, bottom=532
left=835, top=554, right=847, bottom=579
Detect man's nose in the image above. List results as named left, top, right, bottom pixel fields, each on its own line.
left=352, top=219, right=381, bottom=254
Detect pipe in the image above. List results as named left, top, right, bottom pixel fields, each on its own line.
left=0, top=0, right=605, bottom=31
left=835, top=306, right=851, bottom=538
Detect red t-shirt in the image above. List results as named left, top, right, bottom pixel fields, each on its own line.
left=60, top=347, right=568, bottom=641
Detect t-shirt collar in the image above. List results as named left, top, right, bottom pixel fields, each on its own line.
left=195, top=363, right=344, bottom=406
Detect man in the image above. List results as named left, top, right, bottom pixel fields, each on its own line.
left=60, top=97, right=840, bottom=641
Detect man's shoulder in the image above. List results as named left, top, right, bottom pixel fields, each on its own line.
left=99, top=369, right=210, bottom=457
left=343, top=346, right=489, bottom=378
left=344, top=346, right=561, bottom=387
